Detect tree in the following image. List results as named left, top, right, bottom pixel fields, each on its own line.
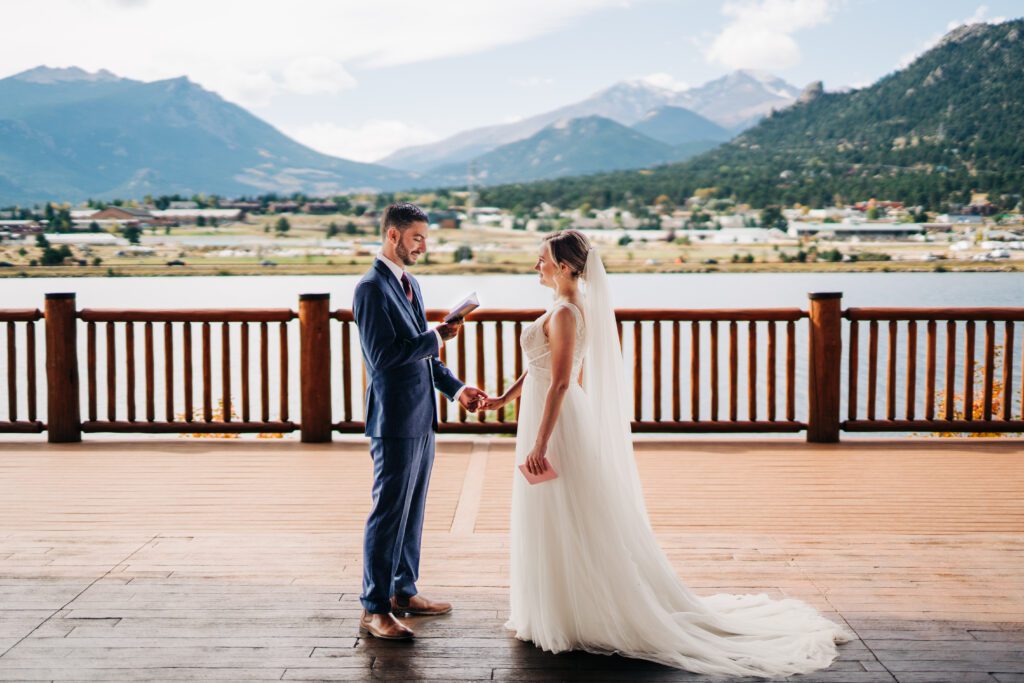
left=275, top=217, right=291, bottom=235
left=333, top=196, right=352, bottom=213
left=344, top=221, right=358, bottom=235
left=196, top=215, right=206, bottom=227
left=759, top=206, right=787, bottom=230
left=654, top=194, right=675, bottom=214
left=35, top=233, right=50, bottom=248
left=693, top=187, right=717, bottom=201
left=52, top=208, right=73, bottom=232
left=40, top=247, right=65, bottom=266
left=122, top=225, right=141, bottom=245
left=453, top=245, right=473, bottom=263
left=326, top=222, right=339, bottom=238
left=88, top=221, right=101, bottom=232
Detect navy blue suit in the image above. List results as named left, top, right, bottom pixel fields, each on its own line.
left=353, top=258, right=464, bottom=613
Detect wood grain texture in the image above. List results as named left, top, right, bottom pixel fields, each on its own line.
left=0, top=437, right=1022, bottom=681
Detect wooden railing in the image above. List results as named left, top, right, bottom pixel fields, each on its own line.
left=614, top=308, right=807, bottom=433
left=2, top=292, right=1022, bottom=442
left=843, top=307, right=1024, bottom=433
left=75, top=306, right=299, bottom=436
left=333, top=309, right=537, bottom=434
left=0, top=307, right=43, bottom=434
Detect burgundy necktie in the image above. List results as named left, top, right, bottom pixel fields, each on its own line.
left=400, top=272, right=414, bottom=303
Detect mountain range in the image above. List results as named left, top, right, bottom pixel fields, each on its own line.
left=0, top=67, right=416, bottom=205
left=478, top=19, right=1024, bottom=212
left=0, top=66, right=798, bottom=205
left=380, top=70, right=797, bottom=173
left=5, top=19, right=1012, bottom=211
left=419, top=109, right=731, bottom=187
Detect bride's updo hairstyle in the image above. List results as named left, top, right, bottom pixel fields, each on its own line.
left=543, top=229, right=591, bottom=279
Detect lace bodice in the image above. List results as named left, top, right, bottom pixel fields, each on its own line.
left=520, top=300, right=586, bottom=380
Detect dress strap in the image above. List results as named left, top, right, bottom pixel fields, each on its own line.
left=555, top=300, right=585, bottom=329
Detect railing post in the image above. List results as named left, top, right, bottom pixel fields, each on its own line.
left=807, top=292, right=843, bottom=443
left=299, top=293, right=332, bottom=443
left=45, top=293, right=81, bottom=443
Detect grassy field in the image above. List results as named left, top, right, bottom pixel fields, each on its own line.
left=2, top=215, right=1021, bottom=277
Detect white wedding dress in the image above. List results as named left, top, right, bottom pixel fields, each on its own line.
left=504, top=250, right=853, bottom=678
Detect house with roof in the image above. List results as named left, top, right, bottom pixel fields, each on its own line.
left=89, top=206, right=154, bottom=225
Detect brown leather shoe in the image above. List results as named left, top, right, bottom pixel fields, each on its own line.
left=390, top=594, right=453, bottom=616
left=359, top=609, right=414, bottom=640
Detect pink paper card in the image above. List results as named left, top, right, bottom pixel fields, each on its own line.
left=518, top=458, right=558, bottom=485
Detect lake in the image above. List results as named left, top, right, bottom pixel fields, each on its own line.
left=3, top=271, right=1023, bottom=309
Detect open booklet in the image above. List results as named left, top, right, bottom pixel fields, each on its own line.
left=444, top=292, right=479, bottom=323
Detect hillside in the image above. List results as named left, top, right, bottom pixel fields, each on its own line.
left=478, top=20, right=1024, bottom=211
left=0, top=67, right=415, bottom=205
left=379, top=71, right=796, bottom=172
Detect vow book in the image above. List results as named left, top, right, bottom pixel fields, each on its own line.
left=518, top=458, right=558, bottom=485
left=445, top=292, right=480, bottom=322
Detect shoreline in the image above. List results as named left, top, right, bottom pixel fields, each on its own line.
left=1, top=261, right=1022, bottom=278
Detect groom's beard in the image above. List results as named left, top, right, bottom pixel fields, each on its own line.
left=395, top=241, right=419, bottom=266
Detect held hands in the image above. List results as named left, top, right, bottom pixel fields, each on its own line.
left=477, top=394, right=509, bottom=412
left=458, top=385, right=488, bottom=413
left=436, top=317, right=463, bottom=342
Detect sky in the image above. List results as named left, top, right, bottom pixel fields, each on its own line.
left=0, top=0, right=1019, bottom=163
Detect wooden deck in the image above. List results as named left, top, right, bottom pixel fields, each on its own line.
left=0, top=437, right=1022, bottom=682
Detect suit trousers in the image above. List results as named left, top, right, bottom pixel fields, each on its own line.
left=360, top=433, right=435, bottom=613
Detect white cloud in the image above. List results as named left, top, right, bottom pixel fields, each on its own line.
left=283, top=120, right=439, bottom=163
left=0, top=0, right=632, bottom=107
left=896, top=5, right=1007, bottom=70
left=638, top=72, right=689, bottom=92
left=208, top=67, right=281, bottom=109
left=513, top=76, right=555, bottom=87
left=705, top=0, right=836, bottom=70
left=282, top=58, right=357, bottom=96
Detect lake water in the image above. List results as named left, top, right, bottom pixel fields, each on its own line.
left=2, top=272, right=1022, bottom=436
left=3, top=271, right=1023, bottom=309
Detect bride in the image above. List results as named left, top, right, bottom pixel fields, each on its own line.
left=477, top=230, right=853, bottom=677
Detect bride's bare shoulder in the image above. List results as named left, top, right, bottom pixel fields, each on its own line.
left=559, top=299, right=585, bottom=325
left=544, top=304, right=583, bottom=342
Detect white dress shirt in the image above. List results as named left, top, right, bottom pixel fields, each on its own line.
left=376, top=252, right=466, bottom=402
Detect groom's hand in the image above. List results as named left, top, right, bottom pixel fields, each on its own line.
left=436, top=318, right=463, bottom=342
left=458, top=386, right=488, bottom=413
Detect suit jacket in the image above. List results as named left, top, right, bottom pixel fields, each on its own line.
left=353, top=258, right=464, bottom=438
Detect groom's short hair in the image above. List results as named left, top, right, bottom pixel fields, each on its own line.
left=381, top=203, right=428, bottom=236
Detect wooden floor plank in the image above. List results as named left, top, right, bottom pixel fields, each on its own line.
left=0, top=437, right=1021, bottom=681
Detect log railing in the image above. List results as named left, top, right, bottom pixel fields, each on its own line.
left=333, top=307, right=809, bottom=434
left=2, top=292, right=1022, bottom=442
left=614, top=308, right=807, bottom=433
left=0, top=308, right=44, bottom=434
left=333, top=309, right=537, bottom=434
left=69, top=295, right=301, bottom=440
left=843, top=307, right=1024, bottom=433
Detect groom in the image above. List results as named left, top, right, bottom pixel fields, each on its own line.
left=353, top=202, right=487, bottom=640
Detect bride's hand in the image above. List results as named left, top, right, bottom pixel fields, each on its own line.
left=478, top=394, right=508, bottom=411
left=525, top=443, right=549, bottom=476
